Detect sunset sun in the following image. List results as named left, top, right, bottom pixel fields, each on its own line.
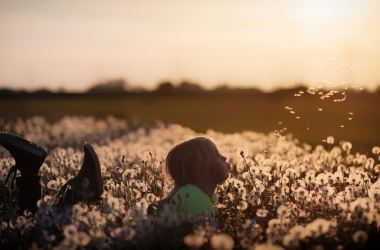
left=294, top=0, right=354, bottom=23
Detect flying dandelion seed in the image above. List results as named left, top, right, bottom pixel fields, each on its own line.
left=339, top=125, right=345, bottom=128
left=333, top=92, right=347, bottom=102
left=290, top=111, right=296, bottom=115
left=295, top=116, right=300, bottom=119
left=348, top=117, right=353, bottom=121
left=318, top=108, right=323, bottom=111
left=307, top=87, right=318, bottom=95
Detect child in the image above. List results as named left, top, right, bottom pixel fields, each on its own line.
left=1, top=132, right=230, bottom=219
left=147, top=137, right=230, bottom=218
left=0, top=132, right=103, bottom=213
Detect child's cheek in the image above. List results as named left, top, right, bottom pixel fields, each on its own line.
left=205, top=160, right=215, bottom=175
left=210, top=161, right=220, bottom=176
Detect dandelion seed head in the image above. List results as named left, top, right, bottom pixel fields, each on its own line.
left=252, top=243, right=284, bottom=250
left=341, top=141, right=352, bottom=152
left=372, top=146, right=380, bottom=155
left=256, top=208, right=269, bottom=218
left=183, top=233, right=205, bottom=248
left=73, top=232, right=91, bottom=246
left=352, top=231, right=368, bottom=243
left=210, top=233, right=234, bottom=250
left=2, top=116, right=379, bottom=249
left=47, top=180, right=59, bottom=190
left=326, top=136, right=335, bottom=145
left=63, top=224, right=77, bottom=238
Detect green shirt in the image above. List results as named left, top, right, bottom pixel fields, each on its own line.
left=169, top=184, right=217, bottom=216
left=149, top=184, right=218, bottom=218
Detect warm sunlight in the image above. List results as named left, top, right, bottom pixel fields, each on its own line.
left=294, top=0, right=353, bottom=23
left=0, top=0, right=379, bottom=91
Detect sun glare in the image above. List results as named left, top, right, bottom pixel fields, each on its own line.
left=294, top=0, right=353, bottom=23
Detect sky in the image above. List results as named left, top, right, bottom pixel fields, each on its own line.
left=1, top=0, right=380, bottom=91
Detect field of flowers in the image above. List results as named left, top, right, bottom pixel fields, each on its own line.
left=1, top=116, right=380, bottom=249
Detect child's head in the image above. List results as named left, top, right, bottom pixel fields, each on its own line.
left=165, top=137, right=230, bottom=187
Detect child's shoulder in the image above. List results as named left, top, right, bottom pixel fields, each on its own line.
left=170, top=184, right=214, bottom=215
left=178, top=183, right=204, bottom=192
left=173, top=184, right=208, bottom=200
left=174, top=184, right=218, bottom=203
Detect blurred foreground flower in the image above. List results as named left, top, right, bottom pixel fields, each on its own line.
left=210, top=233, right=234, bottom=250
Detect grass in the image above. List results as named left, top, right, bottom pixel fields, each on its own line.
left=0, top=92, right=379, bottom=153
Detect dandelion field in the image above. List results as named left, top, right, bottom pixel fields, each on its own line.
left=1, top=116, right=380, bottom=249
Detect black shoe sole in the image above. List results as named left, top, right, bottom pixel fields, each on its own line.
left=0, top=132, right=47, bottom=159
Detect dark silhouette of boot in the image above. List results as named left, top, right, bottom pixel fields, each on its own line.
left=15, top=175, right=41, bottom=213
left=57, top=143, right=103, bottom=206
left=0, top=132, right=47, bottom=213
left=0, top=132, right=47, bottom=176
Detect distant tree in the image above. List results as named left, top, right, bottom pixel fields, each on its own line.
left=0, top=88, right=18, bottom=97
left=128, top=85, right=147, bottom=93
left=33, top=88, right=53, bottom=96
left=86, top=78, right=128, bottom=94
left=212, top=84, right=263, bottom=95
left=57, top=87, right=67, bottom=94
left=155, top=81, right=175, bottom=93
left=213, top=84, right=231, bottom=93
left=176, top=81, right=204, bottom=93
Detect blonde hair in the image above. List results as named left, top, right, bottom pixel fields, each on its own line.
left=165, top=137, right=216, bottom=187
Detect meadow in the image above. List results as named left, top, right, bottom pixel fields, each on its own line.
left=0, top=88, right=379, bottom=153
left=1, top=116, right=380, bottom=249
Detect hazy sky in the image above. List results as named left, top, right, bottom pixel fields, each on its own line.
left=1, top=0, right=380, bottom=91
